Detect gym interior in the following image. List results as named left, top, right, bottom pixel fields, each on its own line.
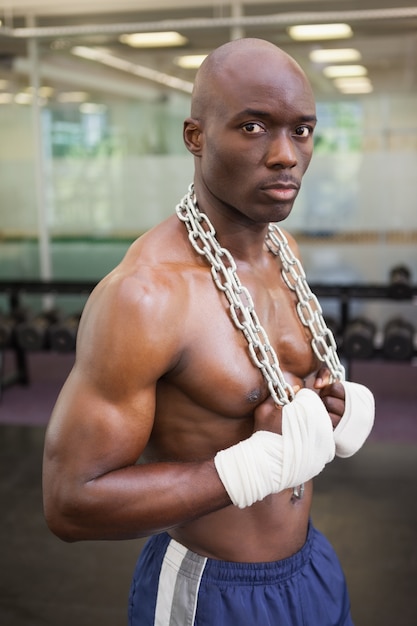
left=1, top=2, right=416, bottom=625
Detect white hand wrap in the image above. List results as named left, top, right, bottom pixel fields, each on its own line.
left=214, top=389, right=335, bottom=509
left=334, top=381, right=375, bottom=458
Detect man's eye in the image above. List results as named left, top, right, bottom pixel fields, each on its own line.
left=295, top=125, right=312, bottom=138
left=242, top=122, right=265, bottom=134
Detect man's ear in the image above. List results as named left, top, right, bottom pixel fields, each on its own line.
left=183, top=118, right=203, bottom=156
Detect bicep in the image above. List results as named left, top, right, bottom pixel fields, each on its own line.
left=44, top=367, right=155, bottom=485
left=44, top=274, right=179, bottom=486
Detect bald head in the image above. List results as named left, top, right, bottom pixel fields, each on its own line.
left=191, top=38, right=311, bottom=120
left=183, top=37, right=316, bottom=225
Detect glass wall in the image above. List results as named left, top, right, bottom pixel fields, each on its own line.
left=1, top=41, right=416, bottom=325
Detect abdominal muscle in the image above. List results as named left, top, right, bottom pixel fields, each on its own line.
left=152, top=365, right=316, bottom=563
left=169, top=481, right=313, bottom=562
left=150, top=294, right=319, bottom=563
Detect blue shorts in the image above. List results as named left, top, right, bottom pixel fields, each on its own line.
left=128, top=522, right=353, bottom=625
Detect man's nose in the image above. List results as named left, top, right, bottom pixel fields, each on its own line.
left=265, top=132, right=297, bottom=169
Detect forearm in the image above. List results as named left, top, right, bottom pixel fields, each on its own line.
left=43, top=459, right=230, bottom=542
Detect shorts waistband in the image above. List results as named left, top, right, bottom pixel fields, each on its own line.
left=165, top=521, right=314, bottom=586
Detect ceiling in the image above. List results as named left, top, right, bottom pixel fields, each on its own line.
left=1, top=0, right=417, bottom=101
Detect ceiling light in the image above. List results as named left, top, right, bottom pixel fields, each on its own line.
left=334, top=77, right=371, bottom=88
left=323, top=64, right=368, bottom=78
left=334, top=77, right=373, bottom=94
left=337, top=84, right=373, bottom=94
left=288, top=23, right=352, bottom=41
left=57, top=91, right=89, bottom=103
left=25, top=85, right=54, bottom=98
left=15, top=92, right=33, bottom=105
left=72, top=46, right=193, bottom=94
left=174, top=54, right=207, bottom=69
left=119, top=31, right=188, bottom=48
left=309, top=48, right=361, bottom=64
left=79, top=102, right=107, bottom=114
left=0, top=93, right=13, bottom=104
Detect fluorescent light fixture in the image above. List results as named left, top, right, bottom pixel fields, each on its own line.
left=309, top=48, right=361, bottom=63
left=334, top=77, right=373, bottom=94
left=0, top=93, right=13, bottom=104
left=288, top=23, right=352, bottom=41
left=72, top=46, right=193, bottom=94
left=79, top=102, right=107, bottom=114
left=57, top=91, right=89, bottom=103
left=323, top=64, right=368, bottom=78
left=174, top=54, right=207, bottom=69
left=25, top=85, right=54, bottom=98
left=119, top=31, right=188, bottom=48
left=337, top=85, right=373, bottom=94
left=333, top=77, right=371, bottom=88
left=15, top=92, right=33, bottom=105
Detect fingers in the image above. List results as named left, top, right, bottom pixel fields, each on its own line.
left=313, top=366, right=332, bottom=389
left=253, top=397, right=283, bottom=435
left=319, top=381, right=345, bottom=401
left=314, top=368, right=347, bottom=426
left=253, top=379, right=345, bottom=435
left=319, top=382, right=345, bottom=428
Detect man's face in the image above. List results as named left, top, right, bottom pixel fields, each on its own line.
left=196, top=56, right=317, bottom=225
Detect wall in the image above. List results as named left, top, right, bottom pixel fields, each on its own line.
left=0, top=84, right=416, bottom=328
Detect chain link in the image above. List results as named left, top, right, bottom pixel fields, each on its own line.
left=176, top=184, right=344, bottom=407
left=265, top=225, right=345, bottom=383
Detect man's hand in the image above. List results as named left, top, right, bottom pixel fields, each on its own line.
left=253, top=396, right=284, bottom=434
left=313, top=367, right=345, bottom=429
left=216, top=383, right=336, bottom=508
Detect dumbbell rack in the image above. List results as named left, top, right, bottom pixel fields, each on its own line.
left=0, top=279, right=416, bottom=394
left=0, top=280, right=95, bottom=396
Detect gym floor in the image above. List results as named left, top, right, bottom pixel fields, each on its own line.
left=0, top=352, right=416, bottom=626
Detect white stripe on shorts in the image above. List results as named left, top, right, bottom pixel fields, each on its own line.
left=154, top=537, right=207, bottom=626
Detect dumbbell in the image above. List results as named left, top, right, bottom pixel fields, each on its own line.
left=382, top=318, right=415, bottom=361
left=388, top=265, right=412, bottom=300
left=342, top=318, right=376, bottom=359
left=48, top=314, right=81, bottom=353
left=15, top=309, right=61, bottom=351
left=0, top=308, right=31, bottom=350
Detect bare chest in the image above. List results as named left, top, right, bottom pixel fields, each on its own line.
left=167, top=273, right=318, bottom=419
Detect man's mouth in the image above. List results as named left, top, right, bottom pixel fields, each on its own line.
left=261, top=183, right=299, bottom=202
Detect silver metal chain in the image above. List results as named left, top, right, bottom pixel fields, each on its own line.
left=176, top=184, right=345, bottom=407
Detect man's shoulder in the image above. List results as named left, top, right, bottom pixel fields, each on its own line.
left=94, top=221, right=192, bottom=309
left=119, top=214, right=210, bottom=288
left=128, top=214, right=193, bottom=264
